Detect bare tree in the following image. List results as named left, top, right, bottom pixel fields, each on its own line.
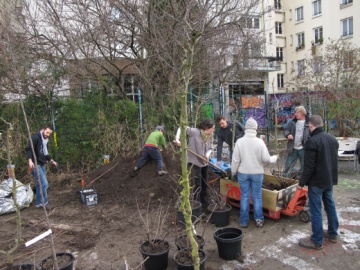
left=3, top=1, right=267, bottom=268
left=289, top=39, right=360, bottom=137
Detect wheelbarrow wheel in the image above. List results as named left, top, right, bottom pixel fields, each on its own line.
left=299, top=210, right=311, bottom=223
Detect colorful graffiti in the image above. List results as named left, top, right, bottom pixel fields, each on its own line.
left=241, top=95, right=265, bottom=109
left=230, top=95, right=266, bottom=127
left=269, top=93, right=296, bottom=128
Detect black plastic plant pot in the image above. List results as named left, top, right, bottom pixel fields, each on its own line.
left=0, top=264, right=38, bottom=270
left=177, top=200, right=202, bottom=224
left=139, top=239, right=170, bottom=270
left=208, top=203, right=232, bottom=227
left=213, top=227, right=243, bottom=260
left=175, top=234, right=205, bottom=250
left=39, top=252, right=75, bottom=270
left=173, top=249, right=206, bottom=270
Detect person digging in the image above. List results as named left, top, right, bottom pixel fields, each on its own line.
left=132, top=126, right=168, bottom=177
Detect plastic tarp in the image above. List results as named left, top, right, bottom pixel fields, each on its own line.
left=0, top=178, right=34, bottom=215
left=209, top=158, right=231, bottom=174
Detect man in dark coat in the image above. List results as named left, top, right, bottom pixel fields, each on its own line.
left=25, top=125, right=58, bottom=210
left=215, top=115, right=245, bottom=165
left=298, top=115, right=339, bottom=250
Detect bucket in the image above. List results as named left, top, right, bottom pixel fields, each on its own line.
left=0, top=264, right=38, bottom=270
left=177, top=200, right=202, bottom=224
left=139, top=239, right=170, bottom=270
left=213, top=227, right=243, bottom=260
left=173, top=249, right=206, bottom=270
left=39, top=252, right=75, bottom=270
left=175, top=234, right=205, bottom=250
left=208, top=204, right=232, bottom=227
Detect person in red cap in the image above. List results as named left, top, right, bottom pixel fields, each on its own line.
left=133, top=126, right=168, bottom=176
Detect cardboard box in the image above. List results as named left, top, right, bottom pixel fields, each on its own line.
left=220, top=174, right=298, bottom=212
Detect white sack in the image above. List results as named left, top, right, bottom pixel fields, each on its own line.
left=0, top=178, right=34, bottom=215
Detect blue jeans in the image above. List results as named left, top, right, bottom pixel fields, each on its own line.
left=308, top=185, right=339, bottom=245
left=31, top=165, right=49, bottom=206
left=136, top=146, right=164, bottom=171
left=283, top=149, right=304, bottom=176
left=238, top=173, right=264, bottom=225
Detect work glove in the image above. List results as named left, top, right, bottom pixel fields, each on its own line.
left=173, top=139, right=181, bottom=147
left=231, top=174, right=237, bottom=182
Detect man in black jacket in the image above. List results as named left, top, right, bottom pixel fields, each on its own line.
left=215, top=115, right=245, bottom=165
left=25, top=125, right=58, bottom=210
left=298, top=115, right=339, bottom=250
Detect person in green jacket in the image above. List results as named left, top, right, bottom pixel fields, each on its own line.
left=133, top=126, right=168, bottom=176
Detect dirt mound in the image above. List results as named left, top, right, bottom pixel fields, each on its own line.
left=76, top=148, right=221, bottom=209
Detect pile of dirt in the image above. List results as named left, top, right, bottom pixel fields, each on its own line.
left=71, top=147, right=221, bottom=210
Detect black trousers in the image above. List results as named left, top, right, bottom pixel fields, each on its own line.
left=188, top=163, right=209, bottom=208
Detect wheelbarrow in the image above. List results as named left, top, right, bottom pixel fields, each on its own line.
left=220, top=176, right=310, bottom=223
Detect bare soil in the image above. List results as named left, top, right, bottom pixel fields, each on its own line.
left=0, top=145, right=359, bottom=270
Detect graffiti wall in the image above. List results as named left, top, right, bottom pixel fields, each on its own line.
left=230, top=95, right=266, bottom=127
left=269, top=93, right=297, bottom=128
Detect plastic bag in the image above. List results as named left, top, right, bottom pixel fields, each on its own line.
left=0, top=178, right=34, bottom=215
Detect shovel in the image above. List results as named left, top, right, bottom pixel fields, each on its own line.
left=186, top=148, right=229, bottom=176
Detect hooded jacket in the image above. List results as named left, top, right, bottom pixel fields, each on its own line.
left=25, top=131, right=52, bottom=166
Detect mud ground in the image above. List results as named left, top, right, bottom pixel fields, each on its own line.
left=0, top=141, right=359, bottom=269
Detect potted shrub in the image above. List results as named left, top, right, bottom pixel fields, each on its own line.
left=39, top=252, right=75, bottom=270
left=137, top=198, right=171, bottom=270
left=174, top=249, right=206, bottom=270
left=207, top=186, right=232, bottom=227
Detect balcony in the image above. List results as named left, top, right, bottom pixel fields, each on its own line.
left=296, top=45, right=305, bottom=51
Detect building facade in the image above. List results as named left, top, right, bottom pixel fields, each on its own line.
left=269, top=0, right=358, bottom=93
left=215, top=0, right=359, bottom=128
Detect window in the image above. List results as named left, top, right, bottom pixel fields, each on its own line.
left=341, top=0, right=353, bottom=5
left=296, top=32, right=305, bottom=48
left=313, top=57, right=323, bottom=73
left=277, top=74, right=284, bottom=88
left=241, top=16, right=261, bottom=29
left=275, top=22, right=282, bottom=34
left=312, top=0, right=322, bottom=16
left=274, top=0, right=282, bottom=10
left=250, top=43, right=262, bottom=57
left=314, top=27, right=323, bottom=43
left=295, top=7, right=304, bottom=22
left=343, top=51, right=354, bottom=69
left=252, top=17, right=260, bottom=29
left=276, top=47, right=283, bottom=61
left=297, top=60, right=305, bottom=76
left=341, top=18, right=353, bottom=37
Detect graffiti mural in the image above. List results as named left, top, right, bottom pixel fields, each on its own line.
left=269, top=93, right=296, bottom=128
left=230, top=95, right=266, bottom=128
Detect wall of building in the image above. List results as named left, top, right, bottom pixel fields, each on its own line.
left=275, top=0, right=359, bottom=93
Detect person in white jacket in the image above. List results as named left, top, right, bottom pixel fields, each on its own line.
left=231, top=117, right=278, bottom=228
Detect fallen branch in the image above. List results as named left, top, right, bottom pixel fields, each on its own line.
left=27, top=220, right=101, bottom=237
left=86, top=161, right=119, bottom=188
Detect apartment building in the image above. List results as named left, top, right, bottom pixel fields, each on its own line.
left=267, top=0, right=358, bottom=93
